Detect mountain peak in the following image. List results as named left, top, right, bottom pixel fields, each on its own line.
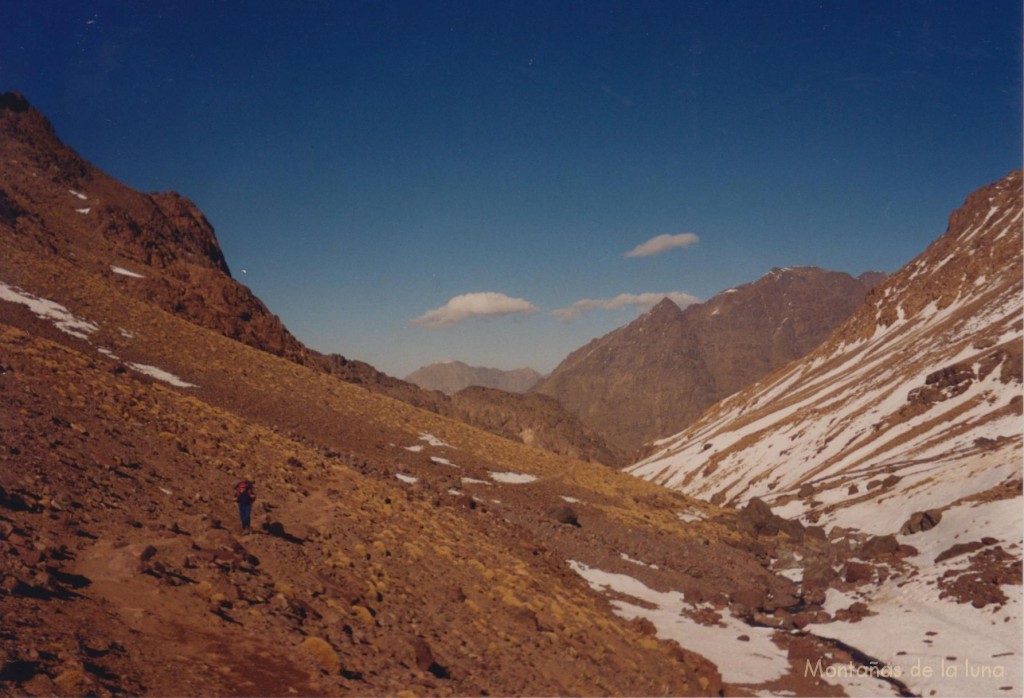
left=533, top=269, right=873, bottom=457
left=648, top=296, right=685, bottom=317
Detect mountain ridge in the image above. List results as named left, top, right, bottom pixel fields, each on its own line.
left=532, top=266, right=883, bottom=459
left=406, top=361, right=543, bottom=395
left=0, top=91, right=618, bottom=465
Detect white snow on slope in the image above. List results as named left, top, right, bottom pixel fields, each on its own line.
left=628, top=191, right=1023, bottom=528
left=488, top=471, right=538, bottom=484
left=807, top=497, right=1022, bottom=698
left=68, top=189, right=87, bottom=200
left=0, top=281, right=196, bottom=389
left=419, top=433, right=451, bottom=448
left=125, top=362, right=196, bottom=388
left=0, top=281, right=99, bottom=340
left=568, top=560, right=786, bottom=684
left=75, top=207, right=91, bottom=214
left=110, top=265, right=145, bottom=278
left=567, top=560, right=899, bottom=694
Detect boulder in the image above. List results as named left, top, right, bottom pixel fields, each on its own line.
left=301, top=636, right=340, bottom=674
left=900, top=509, right=942, bottom=535
left=843, top=561, right=874, bottom=584
left=547, top=504, right=580, bottom=527
left=857, top=534, right=899, bottom=559
left=411, top=637, right=449, bottom=679
left=740, top=497, right=774, bottom=527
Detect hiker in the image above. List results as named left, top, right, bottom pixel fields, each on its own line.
left=234, top=479, right=256, bottom=534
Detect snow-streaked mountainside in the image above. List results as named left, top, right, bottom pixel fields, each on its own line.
left=629, top=170, right=1022, bottom=529
left=629, top=170, right=1023, bottom=697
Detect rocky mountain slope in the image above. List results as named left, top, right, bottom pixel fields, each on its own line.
left=533, top=267, right=882, bottom=459
left=450, top=387, right=624, bottom=466
left=407, top=361, right=542, bottom=395
left=3, top=91, right=1017, bottom=697
left=630, top=170, right=1023, bottom=697
left=0, top=91, right=616, bottom=466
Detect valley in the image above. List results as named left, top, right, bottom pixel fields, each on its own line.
left=1, top=92, right=1020, bottom=697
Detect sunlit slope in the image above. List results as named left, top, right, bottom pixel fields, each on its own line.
left=0, top=247, right=729, bottom=695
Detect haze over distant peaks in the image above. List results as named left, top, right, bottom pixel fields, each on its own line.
left=406, top=360, right=542, bottom=395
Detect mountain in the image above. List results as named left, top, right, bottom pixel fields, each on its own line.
left=532, top=266, right=882, bottom=460
left=407, top=361, right=543, bottom=395
left=629, top=170, right=1023, bottom=696
left=3, top=91, right=1019, bottom=697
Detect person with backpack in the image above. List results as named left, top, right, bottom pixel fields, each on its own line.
left=234, top=479, right=256, bottom=535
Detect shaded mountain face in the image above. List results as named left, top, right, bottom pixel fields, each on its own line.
left=407, top=361, right=543, bottom=395
left=630, top=171, right=1023, bottom=695
left=533, top=267, right=882, bottom=459
left=0, top=92, right=614, bottom=463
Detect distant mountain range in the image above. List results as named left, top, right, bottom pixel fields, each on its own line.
left=406, top=361, right=543, bottom=395
left=532, top=266, right=885, bottom=460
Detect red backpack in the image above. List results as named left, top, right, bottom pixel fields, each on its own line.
left=234, top=480, right=255, bottom=500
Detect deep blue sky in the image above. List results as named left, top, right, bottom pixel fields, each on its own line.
left=3, top=1, right=1020, bottom=376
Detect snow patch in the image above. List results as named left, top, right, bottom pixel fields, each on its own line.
left=110, top=265, right=145, bottom=278
left=395, top=473, right=418, bottom=485
left=488, top=471, right=538, bottom=484
left=125, top=362, right=196, bottom=388
left=68, top=189, right=87, bottom=200
left=419, top=433, right=451, bottom=448
left=619, top=553, right=659, bottom=570
left=807, top=497, right=1022, bottom=697
left=568, top=560, right=792, bottom=685
left=0, top=281, right=99, bottom=340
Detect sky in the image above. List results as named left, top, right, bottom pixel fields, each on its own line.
left=3, top=1, right=1021, bottom=377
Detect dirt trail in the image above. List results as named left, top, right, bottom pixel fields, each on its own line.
left=75, top=538, right=322, bottom=697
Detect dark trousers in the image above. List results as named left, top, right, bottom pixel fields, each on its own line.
left=238, top=503, right=252, bottom=531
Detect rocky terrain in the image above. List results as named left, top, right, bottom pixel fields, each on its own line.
left=630, top=170, right=1023, bottom=697
left=532, top=267, right=882, bottom=460
left=1, top=91, right=1017, bottom=697
left=449, top=387, right=624, bottom=466
left=407, top=361, right=543, bottom=395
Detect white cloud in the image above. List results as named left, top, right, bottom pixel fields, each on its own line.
left=553, top=292, right=699, bottom=322
left=625, top=232, right=699, bottom=258
left=411, top=292, right=539, bottom=329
